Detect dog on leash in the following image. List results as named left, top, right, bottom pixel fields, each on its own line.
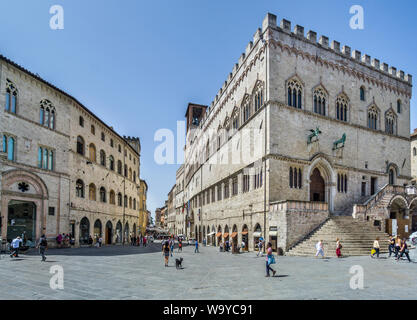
left=175, top=257, right=183, bottom=269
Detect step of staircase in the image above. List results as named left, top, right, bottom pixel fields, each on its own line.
left=287, top=215, right=390, bottom=257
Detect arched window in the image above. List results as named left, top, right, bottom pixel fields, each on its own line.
left=117, top=193, right=122, bottom=206
left=117, top=160, right=122, bottom=174
left=101, top=132, right=105, bottom=142
left=77, top=136, right=85, bottom=155
left=133, top=198, right=136, bottom=210
left=124, top=195, right=128, bottom=207
left=89, top=143, right=96, bottom=162
left=336, top=94, right=349, bottom=122
left=367, top=105, right=379, bottom=130
left=360, top=86, right=365, bottom=101
left=5, top=80, right=17, bottom=114
left=3, top=135, right=15, bottom=161
left=109, top=190, right=115, bottom=205
left=40, top=100, right=55, bottom=129
left=79, top=116, right=84, bottom=127
left=287, top=78, right=303, bottom=109
left=397, top=100, right=402, bottom=114
left=389, top=169, right=395, bottom=185
left=76, top=179, right=84, bottom=198
left=100, top=187, right=106, bottom=203
left=129, top=168, right=132, bottom=180
left=124, top=164, right=128, bottom=177
left=91, top=125, right=95, bottom=135
left=385, top=110, right=397, bottom=135
left=133, top=171, right=136, bottom=183
left=109, top=155, right=115, bottom=171
left=313, top=87, right=327, bottom=116
left=242, top=94, right=251, bottom=123
left=38, top=147, right=54, bottom=171
left=89, top=183, right=96, bottom=201
left=289, top=167, right=293, bottom=188
left=100, top=150, right=106, bottom=166
left=253, top=81, right=264, bottom=113
left=232, top=107, right=240, bottom=132
left=129, top=197, right=132, bottom=209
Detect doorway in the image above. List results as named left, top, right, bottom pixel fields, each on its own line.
left=310, top=168, right=325, bottom=202
left=7, top=200, right=36, bottom=247
left=105, top=221, right=113, bottom=245
left=371, top=177, right=377, bottom=195
left=361, top=182, right=367, bottom=197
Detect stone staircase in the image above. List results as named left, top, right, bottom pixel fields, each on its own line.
left=287, top=216, right=390, bottom=257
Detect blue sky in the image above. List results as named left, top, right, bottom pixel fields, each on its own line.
left=1, top=0, right=416, bottom=218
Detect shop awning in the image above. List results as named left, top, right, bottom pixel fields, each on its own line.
left=216, top=232, right=222, bottom=237
left=241, top=230, right=248, bottom=235
left=231, top=232, right=238, bottom=238
left=269, top=231, right=278, bottom=236
left=253, top=231, right=262, bottom=237
left=223, top=233, right=229, bottom=238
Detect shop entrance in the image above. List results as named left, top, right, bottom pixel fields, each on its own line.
left=7, top=200, right=36, bottom=247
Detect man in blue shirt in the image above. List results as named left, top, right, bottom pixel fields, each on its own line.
left=195, top=239, right=199, bottom=253
left=10, top=236, right=22, bottom=258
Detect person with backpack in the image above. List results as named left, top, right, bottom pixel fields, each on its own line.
left=38, top=235, right=48, bottom=262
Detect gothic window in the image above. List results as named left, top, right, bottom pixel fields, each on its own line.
left=3, top=134, right=15, bottom=161
left=211, top=188, right=215, bottom=203
left=287, top=78, right=303, bottom=109
left=367, top=105, right=379, bottom=130
left=337, top=173, right=348, bottom=193
left=313, top=87, right=327, bottom=116
left=101, top=132, right=105, bottom=142
left=133, top=199, right=136, bottom=210
left=124, top=195, right=128, bottom=207
left=117, top=160, right=122, bottom=174
left=336, top=94, right=349, bottom=122
left=100, top=187, right=106, bottom=203
left=232, top=177, right=238, bottom=196
left=389, top=168, right=395, bottom=185
left=109, top=190, right=115, bottom=205
left=89, top=143, right=96, bottom=162
left=224, top=182, right=230, bottom=199
left=76, top=136, right=85, bottom=155
left=89, top=183, right=96, bottom=201
left=129, top=168, right=132, bottom=180
left=118, top=144, right=121, bottom=153
left=110, top=139, right=114, bottom=147
left=38, top=146, right=54, bottom=171
left=232, top=107, right=240, bottom=132
left=124, top=164, right=128, bottom=177
left=217, top=184, right=222, bottom=201
left=5, top=80, right=17, bottom=114
left=385, top=110, right=397, bottom=135
left=39, top=100, right=55, bottom=129
left=129, top=197, right=132, bottom=209
left=242, top=95, right=251, bottom=123
left=360, top=86, right=365, bottom=101
left=109, top=155, right=114, bottom=170
left=117, top=193, right=122, bottom=206
left=100, top=150, right=106, bottom=166
left=243, top=174, right=250, bottom=193
left=397, top=100, right=402, bottom=114
left=76, top=180, right=84, bottom=198
left=133, top=171, right=136, bottom=183
left=253, top=81, right=264, bottom=113
left=290, top=167, right=302, bottom=189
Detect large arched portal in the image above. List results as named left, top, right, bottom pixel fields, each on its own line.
left=79, top=217, right=90, bottom=245
left=310, top=168, right=325, bottom=202
left=387, top=196, right=408, bottom=238
left=105, top=221, right=113, bottom=245
left=7, top=200, right=37, bottom=246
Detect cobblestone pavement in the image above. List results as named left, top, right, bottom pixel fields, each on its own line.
left=0, top=243, right=416, bottom=300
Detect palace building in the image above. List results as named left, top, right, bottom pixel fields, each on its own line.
left=175, top=13, right=416, bottom=253
left=0, top=54, right=145, bottom=247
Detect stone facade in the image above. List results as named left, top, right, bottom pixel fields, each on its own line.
left=412, top=129, right=417, bottom=184
left=139, top=179, right=148, bottom=235
left=0, top=54, right=143, bottom=247
left=166, top=184, right=176, bottom=234
left=174, top=13, right=412, bottom=253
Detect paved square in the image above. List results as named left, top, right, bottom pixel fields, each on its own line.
left=0, top=243, right=416, bottom=300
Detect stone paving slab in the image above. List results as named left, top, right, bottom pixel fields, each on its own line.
left=0, top=244, right=416, bottom=300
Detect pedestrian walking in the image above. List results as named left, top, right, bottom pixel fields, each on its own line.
left=162, top=240, right=170, bottom=267
left=371, top=237, right=380, bottom=258
left=395, top=236, right=401, bottom=257
left=265, top=242, right=276, bottom=277
left=315, top=240, right=325, bottom=258
left=143, top=236, right=147, bottom=247
left=178, top=239, right=182, bottom=252
left=336, top=238, right=342, bottom=258
left=388, top=235, right=395, bottom=257
left=10, top=236, right=23, bottom=258
left=256, top=240, right=263, bottom=256
left=396, top=238, right=411, bottom=262
left=56, top=233, right=63, bottom=248
left=170, top=238, right=174, bottom=257
left=195, top=239, right=199, bottom=253
left=37, top=234, right=48, bottom=262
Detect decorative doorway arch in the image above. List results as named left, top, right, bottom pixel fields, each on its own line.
left=79, top=217, right=90, bottom=245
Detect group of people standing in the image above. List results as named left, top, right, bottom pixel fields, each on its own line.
left=129, top=235, right=148, bottom=247
left=56, top=233, right=75, bottom=248
left=387, top=235, right=411, bottom=262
